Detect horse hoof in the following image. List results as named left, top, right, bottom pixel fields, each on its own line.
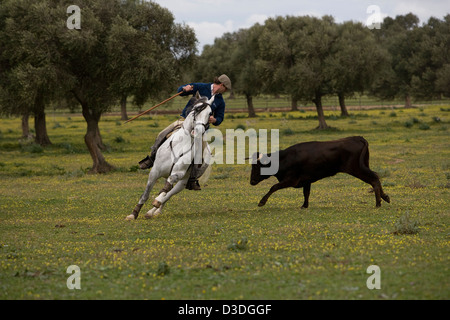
left=144, top=211, right=161, bottom=219
left=125, top=214, right=136, bottom=221
left=152, top=199, right=162, bottom=208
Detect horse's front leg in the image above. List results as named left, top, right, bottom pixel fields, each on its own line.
left=145, top=177, right=188, bottom=218
left=144, top=202, right=165, bottom=219
left=152, top=174, right=189, bottom=209
left=152, top=158, right=191, bottom=207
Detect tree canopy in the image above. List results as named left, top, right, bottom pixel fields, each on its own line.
left=1, top=3, right=449, bottom=173
left=0, top=0, right=197, bottom=173
left=195, top=13, right=450, bottom=128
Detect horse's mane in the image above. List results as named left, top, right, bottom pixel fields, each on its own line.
left=185, top=96, right=209, bottom=117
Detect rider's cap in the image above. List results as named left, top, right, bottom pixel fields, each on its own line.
left=218, top=74, right=232, bottom=91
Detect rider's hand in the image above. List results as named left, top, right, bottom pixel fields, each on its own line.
left=209, top=116, right=217, bottom=124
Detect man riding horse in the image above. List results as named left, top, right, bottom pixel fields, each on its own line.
left=139, top=74, right=231, bottom=190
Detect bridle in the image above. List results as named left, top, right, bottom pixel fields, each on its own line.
left=186, top=98, right=212, bottom=133
left=182, top=94, right=215, bottom=135
left=194, top=102, right=212, bottom=131
left=173, top=100, right=211, bottom=165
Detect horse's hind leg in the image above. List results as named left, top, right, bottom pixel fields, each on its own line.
left=126, top=171, right=158, bottom=220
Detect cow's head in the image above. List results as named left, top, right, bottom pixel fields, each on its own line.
left=248, top=152, right=273, bottom=185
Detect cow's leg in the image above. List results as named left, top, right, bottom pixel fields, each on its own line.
left=301, top=183, right=311, bottom=209
left=366, top=175, right=391, bottom=207
left=126, top=170, right=159, bottom=220
left=351, top=170, right=387, bottom=208
left=258, top=179, right=297, bottom=207
left=371, top=179, right=383, bottom=208
left=374, top=179, right=390, bottom=205
left=381, top=190, right=390, bottom=204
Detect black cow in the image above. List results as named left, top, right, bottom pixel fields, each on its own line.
left=249, top=136, right=390, bottom=208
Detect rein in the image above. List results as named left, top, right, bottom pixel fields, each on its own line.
left=182, top=100, right=212, bottom=134
left=171, top=101, right=211, bottom=159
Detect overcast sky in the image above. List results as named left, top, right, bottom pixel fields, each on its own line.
left=150, top=0, right=450, bottom=52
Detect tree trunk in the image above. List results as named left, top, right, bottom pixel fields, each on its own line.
left=291, top=97, right=298, bottom=111
left=21, top=112, right=32, bottom=139
left=338, top=92, right=349, bottom=117
left=95, top=124, right=107, bottom=151
left=405, top=95, right=412, bottom=108
left=81, top=104, right=114, bottom=174
left=34, top=95, right=51, bottom=146
left=120, top=95, right=128, bottom=121
left=313, top=93, right=329, bottom=130
left=246, top=94, right=256, bottom=118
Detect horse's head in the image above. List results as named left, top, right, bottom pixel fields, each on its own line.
left=187, top=91, right=215, bottom=135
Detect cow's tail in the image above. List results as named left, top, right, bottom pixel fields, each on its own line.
left=358, top=137, right=379, bottom=180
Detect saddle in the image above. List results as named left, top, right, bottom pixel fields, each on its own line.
left=138, top=120, right=206, bottom=191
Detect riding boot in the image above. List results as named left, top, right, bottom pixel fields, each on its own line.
left=186, top=165, right=201, bottom=191
left=139, top=149, right=156, bottom=169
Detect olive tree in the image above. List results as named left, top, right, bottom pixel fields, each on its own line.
left=58, top=0, right=196, bottom=173
left=0, top=0, right=63, bottom=145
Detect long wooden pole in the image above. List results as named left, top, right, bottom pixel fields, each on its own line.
left=123, top=91, right=183, bottom=124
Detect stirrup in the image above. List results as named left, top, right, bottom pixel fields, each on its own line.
left=139, top=155, right=153, bottom=169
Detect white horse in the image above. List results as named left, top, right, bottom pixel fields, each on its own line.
left=126, top=92, right=214, bottom=220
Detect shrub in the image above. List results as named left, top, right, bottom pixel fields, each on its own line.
left=52, top=122, right=64, bottom=129
left=128, top=165, right=139, bottom=172
left=282, top=128, right=295, bottom=136
left=374, top=167, right=390, bottom=178
left=432, top=117, right=441, bottom=123
left=156, top=262, right=170, bottom=276
left=212, top=173, right=230, bottom=180
left=21, top=143, right=44, bottom=154
left=227, top=237, right=248, bottom=251
left=393, top=213, right=420, bottom=235
left=114, top=136, right=125, bottom=143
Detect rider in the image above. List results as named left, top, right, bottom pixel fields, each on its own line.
left=139, top=74, right=232, bottom=190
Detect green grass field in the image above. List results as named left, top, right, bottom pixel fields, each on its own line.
left=0, top=105, right=449, bottom=300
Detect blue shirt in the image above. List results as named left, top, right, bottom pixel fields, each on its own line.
left=177, top=83, right=226, bottom=126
